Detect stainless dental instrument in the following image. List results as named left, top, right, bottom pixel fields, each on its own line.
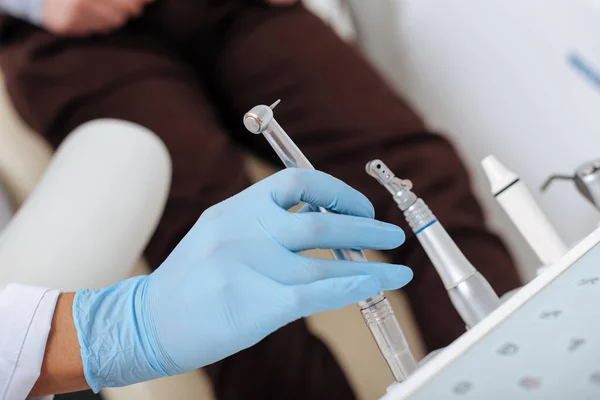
left=243, top=102, right=419, bottom=382
left=542, top=158, right=600, bottom=211
left=367, top=159, right=501, bottom=328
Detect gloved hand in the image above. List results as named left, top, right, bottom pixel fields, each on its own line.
left=73, top=169, right=412, bottom=392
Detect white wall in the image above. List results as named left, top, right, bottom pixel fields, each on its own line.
left=303, top=0, right=356, bottom=41
left=0, top=184, right=13, bottom=232
left=348, top=0, right=600, bottom=280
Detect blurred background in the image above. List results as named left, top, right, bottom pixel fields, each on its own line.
left=1, top=0, right=599, bottom=399
left=305, top=0, right=600, bottom=282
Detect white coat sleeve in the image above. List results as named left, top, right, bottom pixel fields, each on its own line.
left=0, top=284, right=60, bottom=400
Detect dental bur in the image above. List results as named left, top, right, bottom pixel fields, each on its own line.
left=243, top=102, right=419, bottom=382
left=367, top=160, right=501, bottom=328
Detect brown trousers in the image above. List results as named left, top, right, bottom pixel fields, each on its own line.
left=0, top=1, right=521, bottom=398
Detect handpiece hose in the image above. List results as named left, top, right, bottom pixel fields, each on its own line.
left=243, top=102, right=418, bottom=382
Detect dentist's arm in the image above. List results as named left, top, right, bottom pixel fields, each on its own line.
left=27, top=169, right=413, bottom=396
left=30, top=293, right=88, bottom=396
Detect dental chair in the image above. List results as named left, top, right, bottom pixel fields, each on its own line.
left=0, top=75, right=216, bottom=400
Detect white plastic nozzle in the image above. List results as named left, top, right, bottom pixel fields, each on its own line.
left=481, top=155, right=519, bottom=195
left=481, top=154, right=568, bottom=266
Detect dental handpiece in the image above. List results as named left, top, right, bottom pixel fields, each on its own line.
left=243, top=102, right=419, bottom=382
left=542, top=158, right=600, bottom=212
left=366, top=160, right=501, bottom=329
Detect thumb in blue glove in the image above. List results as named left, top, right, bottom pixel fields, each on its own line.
left=73, top=168, right=413, bottom=391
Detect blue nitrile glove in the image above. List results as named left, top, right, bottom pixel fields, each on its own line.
left=73, top=169, right=413, bottom=392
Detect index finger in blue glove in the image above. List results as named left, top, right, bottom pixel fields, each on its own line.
left=265, top=212, right=405, bottom=252
left=258, top=250, right=413, bottom=288
left=265, top=169, right=375, bottom=218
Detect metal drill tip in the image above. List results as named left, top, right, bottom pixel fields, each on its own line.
left=269, top=99, right=282, bottom=110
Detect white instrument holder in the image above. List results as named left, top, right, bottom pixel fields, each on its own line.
left=383, top=226, right=600, bottom=399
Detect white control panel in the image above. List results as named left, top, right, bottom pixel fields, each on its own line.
left=384, top=229, right=600, bottom=399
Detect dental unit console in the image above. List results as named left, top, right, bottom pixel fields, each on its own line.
left=243, top=102, right=600, bottom=398
left=381, top=155, right=600, bottom=399
left=382, top=225, right=600, bottom=399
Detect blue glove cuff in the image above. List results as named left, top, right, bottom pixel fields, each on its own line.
left=73, top=276, right=173, bottom=392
